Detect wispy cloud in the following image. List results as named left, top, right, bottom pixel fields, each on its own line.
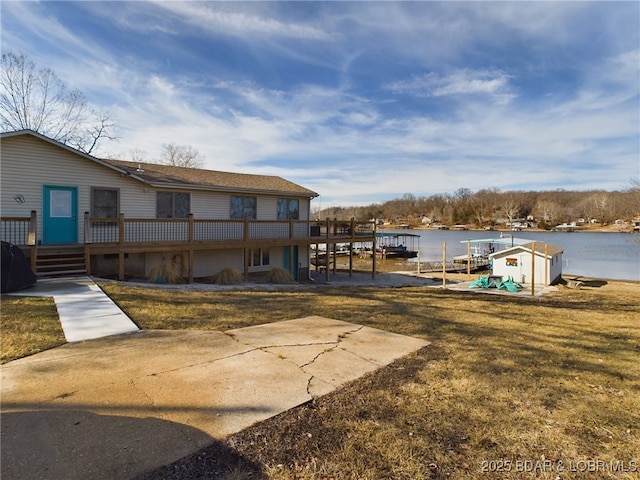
left=1, top=1, right=638, bottom=207
left=151, top=2, right=333, bottom=41
left=387, top=69, right=516, bottom=105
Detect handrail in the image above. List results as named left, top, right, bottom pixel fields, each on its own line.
left=84, top=214, right=374, bottom=245
left=1, top=212, right=375, bottom=246
left=0, top=211, right=37, bottom=246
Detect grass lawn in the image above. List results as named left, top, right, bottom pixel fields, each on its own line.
left=0, top=295, right=64, bottom=363
left=2, top=277, right=639, bottom=479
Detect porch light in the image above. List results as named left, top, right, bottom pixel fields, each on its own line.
left=13, top=194, right=25, bottom=204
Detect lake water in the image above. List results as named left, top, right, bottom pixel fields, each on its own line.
left=383, top=229, right=640, bottom=282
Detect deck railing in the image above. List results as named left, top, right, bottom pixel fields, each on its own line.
left=0, top=211, right=37, bottom=246
left=85, top=214, right=371, bottom=245
left=0, top=211, right=375, bottom=247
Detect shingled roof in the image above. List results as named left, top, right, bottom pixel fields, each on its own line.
left=102, top=159, right=318, bottom=197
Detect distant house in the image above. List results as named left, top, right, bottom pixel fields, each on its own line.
left=1, top=130, right=373, bottom=282
left=489, top=242, right=564, bottom=285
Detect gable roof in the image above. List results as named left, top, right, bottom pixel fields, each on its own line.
left=1, top=130, right=318, bottom=198
left=490, top=242, right=564, bottom=259
left=104, top=159, right=318, bottom=197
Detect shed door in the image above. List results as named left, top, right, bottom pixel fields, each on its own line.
left=43, top=186, right=78, bottom=244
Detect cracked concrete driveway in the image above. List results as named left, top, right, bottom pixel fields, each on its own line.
left=1, top=316, right=428, bottom=480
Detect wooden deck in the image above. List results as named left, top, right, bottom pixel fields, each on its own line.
left=2, top=213, right=378, bottom=282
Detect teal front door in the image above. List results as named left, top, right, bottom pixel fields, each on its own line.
left=43, top=186, right=78, bottom=244
left=283, top=246, right=299, bottom=280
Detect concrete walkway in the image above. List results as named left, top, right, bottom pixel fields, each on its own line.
left=2, top=282, right=429, bottom=480
left=6, top=276, right=139, bottom=341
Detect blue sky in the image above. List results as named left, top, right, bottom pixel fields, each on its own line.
left=2, top=1, right=639, bottom=207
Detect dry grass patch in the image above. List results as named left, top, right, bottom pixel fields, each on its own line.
left=1, top=295, right=64, bottom=363
left=3, top=278, right=638, bottom=478
left=101, top=280, right=640, bottom=480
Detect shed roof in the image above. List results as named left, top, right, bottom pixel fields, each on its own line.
left=490, top=242, right=564, bottom=259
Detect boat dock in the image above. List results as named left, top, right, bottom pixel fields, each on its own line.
left=418, top=259, right=489, bottom=274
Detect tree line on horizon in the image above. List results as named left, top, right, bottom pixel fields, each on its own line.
left=314, top=184, right=640, bottom=228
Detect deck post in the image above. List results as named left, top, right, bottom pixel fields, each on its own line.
left=325, top=217, right=330, bottom=282
left=442, top=242, right=447, bottom=288
left=348, top=217, right=355, bottom=277
left=85, top=243, right=92, bottom=276
left=288, top=218, right=295, bottom=276
left=84, top=212, right=91, bottom=276
left=28, top=210, right=37, bottom=246
left=84, top=212, right=91, bottom=245
left=467, top=240, right=471, bottom=279
left=188, top=214, right=194, bottom=242
left=187, top=214, right=195, bottom=283
left=118, top=213, right=125, bottom=246
left=332, top=218, right=337, bottom=275
left=372, top=220, right=377, bottom=279
left=118, top=213, right=125, bottom=281
left=28, top=210, right=37, bottom=273
left=531, top=242, right=536, bottom=296
left=243, top=217, right=250, bottom=279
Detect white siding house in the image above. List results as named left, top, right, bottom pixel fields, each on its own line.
left=489, top=243, right=564, bottom=285
left=1, top=130, right=326, bottom=281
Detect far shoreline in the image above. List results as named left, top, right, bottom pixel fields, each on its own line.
left=387, top=224, right=636, bottom=234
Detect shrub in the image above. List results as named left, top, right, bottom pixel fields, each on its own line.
left=212, top=268, right=243, bottom=285
left=147, top=261, right=183, bottom=284
left=265, top=267, right=295, bottom=284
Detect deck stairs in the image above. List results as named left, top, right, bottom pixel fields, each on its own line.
left=35, top=246, right=87, bottom=278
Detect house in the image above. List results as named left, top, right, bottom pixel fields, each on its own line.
left=1, top=130, right=375, bottom=282
left=489, top=242, right=564, bottom=285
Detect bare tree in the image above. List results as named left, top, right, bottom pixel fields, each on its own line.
left=591, top=192, right=611, bottom=224
left=535, top=200, right=561, bottom=226
left=160, top=143, right=204, bottom=168
left=0, top=51, right=116, bottom=154
left=129, top=148, right=148, bottom=163
left=472, top=188, right=500, bottom=227
left=501, top=194, right=520, bottom=225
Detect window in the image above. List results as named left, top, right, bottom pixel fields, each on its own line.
left=157, top=192, right=190, bottom=218
left=92, top=187, right=119, bottom=218
left=230, top=195, right=257, bottom=219
left=250, top=248, right=270, bottom=267
left=277, top=198, right=299, bottom=220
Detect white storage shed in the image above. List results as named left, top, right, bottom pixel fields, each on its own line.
left=489, top=242, right=564, bottom=286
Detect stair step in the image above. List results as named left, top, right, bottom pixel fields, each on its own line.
left=38, top=263, right=86, bottom=270
left=35, top=247, right=87, bottom=278
left=36, top=269, right=87, bottom=278
left=37, top=258, right=84, bottom=265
